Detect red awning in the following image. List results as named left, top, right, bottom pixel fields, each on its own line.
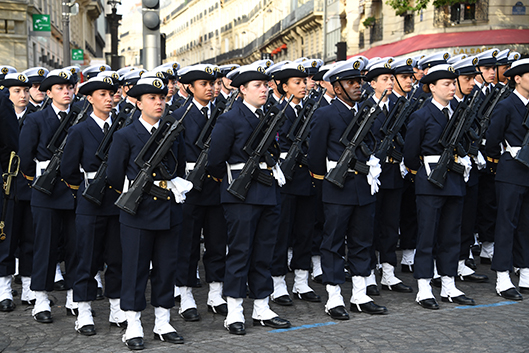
left=349, top=29, right=529, bottom=58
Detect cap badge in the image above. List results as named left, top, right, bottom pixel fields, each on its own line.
left=38, top=69, right=45, bottom=76
left=153, top=79, right=163, bottom=88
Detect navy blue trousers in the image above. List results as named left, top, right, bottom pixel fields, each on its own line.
left=73, top=214, right=122, bottom=302
left=0, top=199, right=16, bottom=276
left=321, top=202, right=375, bottom=285
left=460, top=183, right=479, bottom=260
left=13, top=200, right=34, bottom=277
left=492, top=181, right=529, bottom=272
left=373, top=188, right=402, bottom=267
left=120, top=224, right=180, bottom=311
left=414, top=195, right=463, bottom=279
left=399, top=178, right=418, bottom=250
left=222, top=203, right=279, bottom=299
left=476, top=172, right=497, bottom=243
left=30, top=207, right=77, bottom=291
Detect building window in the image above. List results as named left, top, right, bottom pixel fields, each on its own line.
left=404, top=13, right=414, bottom=33
left=370, top=18, right=383, bottom=43
left=450, top=3, right=475, bottom=22
left=434, top=0, right=487, bottom=26
left=359, top=30, right=364, bottom=49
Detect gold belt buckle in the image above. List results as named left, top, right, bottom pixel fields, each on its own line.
left=159, top=180, right=167, bottom=189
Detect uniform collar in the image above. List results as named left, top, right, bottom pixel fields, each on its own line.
left=90, top=112, right=112, bottom=131
left=513, top=89, right=529, bottom=106
left=51, top=102, right=70, bottom=117
left=139, top=116, right=160, bottom=133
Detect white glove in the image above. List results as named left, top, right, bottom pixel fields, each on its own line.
left=272, top=163, right=286, bottom=187
left=457, top=155, right=473, bottom=182
left=400, top=158, right=408, bottom=178
left=473, top=151, right=486, bottom=170
left=366, top=155, right=382, bottom=195
left=167, top=177, right=193, bottom=203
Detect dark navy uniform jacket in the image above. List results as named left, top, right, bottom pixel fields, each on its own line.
left=372, top=96, right=404, bottom=190
left=403, top=101, right=466, bottom=197
left=208, top=100, right=280, bottom=206
left=278, top=104, right=314, bottom=196
left=15, top=111, right=33, bottom=201
left=18, top=105, right=77, bottom=209
left=106, top=116, right=186, bottom=230
left=486, top=92, right=529, bottom=187
left=61, top=115, right=120, bottom=216
left=118, top=99, right=141, bottom=122
left=172, top=100, right=221, bottom=206
left=0, top=96, right=18, bottom=172
left=308, top=99, right=375, bottom=206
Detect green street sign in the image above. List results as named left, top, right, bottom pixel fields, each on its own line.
left=32, top=14, right=51, bottom=32
left=72, top=49, right=84, bottom=61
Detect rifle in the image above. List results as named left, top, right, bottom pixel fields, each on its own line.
left=185, top=99, right=227, bottom=191
left=280, top=89, right=327, bottom=181
left=32, top=101, right=90, bottom=195
left=427, top=90, right=481, bottom=188
left=82, top=110, right=132, bottom=205
left=38, top=96, right=51, bottom=111
left=227, top=95, right=293, bottom=201
left=115, top=104, right=193, bottom=215
left=374, top=86, right=420, bottom=164
left=0, top=151, right=19, bottom=241
left=325, top=90, right=387, bottom=188
left=514, top=105, right=529, bottom=168
left=223, top=89, right=239, bottom=114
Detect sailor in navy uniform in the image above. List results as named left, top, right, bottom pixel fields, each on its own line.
left=308, top=60, right=387, bottom=320
left=106, top=76, right=190, bottom=349
left=0, top=75, right=22, bottom=313
left=486, top=58, right=529, bottom=301
left=172, top=64, right=229, bottom=320
left=18, top=69, right=80, bottom=323
left=215, top=64, right=239, bottom=106
left=208, top=63, right=291, bottom=335
left=265, top=61, right=287, bottom=108
left=473, top=48, right=500, bottom=264
left=152, top=62, right=180, bottom=113
left=22, top=67, right=49, bottom=114
left=61, top=75, right=126, bottom=336
left=450, top=57, right=489, bottom=283
left=365, top=59, right=414, bottom=294
left=404, top=65, right=476, bottom=310
left=118, top=69, right=144, bottom=123
left=307, top=62, right=336, bottom=283
left=0, top=65, right=17, bottom=96
left=269, top=62, right=321, bottom=306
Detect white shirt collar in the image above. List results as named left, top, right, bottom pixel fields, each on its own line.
left=513, top=89, right=529, bottom=106
left=192, top=98, right=211, bottom=118
left=289, top=99, right=302, bottom=113
left=273, top=93, right=283, bottom=103
left=125, top=97, right=135, bottom=105
left=221, top=90, right=229, bottom=99
left=372, top=95, right=390, bottom=110
left=336, top=97, right=358, bottom=112
left=90, top=112, right=112, bottom=131
left=16, top=108, right=27, bottom=120
left=431, top=98, right=453, bottom=117
left=178, top=91, right=187, bottom=99
left=51, top=102, right=70, bottom=117
left=324, top=94, right=334, bottom=104
left=139, top=116, right=160, bottom=134
left=242, top=99, right=262, bottom=117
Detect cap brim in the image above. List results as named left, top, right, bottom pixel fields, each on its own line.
left=231, top=72, right=270, bottom=87
left=127, top=85, right=168, bottom=98
left=1, top=79, right=32, bottom=88
left=504, top=63, right=529, bottom=77
left=420, top=71, right=458, bottom=84
left=273, top=69, right=308, bottom=81
left=78, top=81, right=118, bottom=95
left=39, top=76, right=74, bottom=91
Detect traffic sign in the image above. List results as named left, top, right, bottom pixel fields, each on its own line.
left=33, top=14, right=51, bottom=32
left=72, top=49, right=84, bottom=61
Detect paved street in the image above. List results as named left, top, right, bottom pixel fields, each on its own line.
left=1, top=254, right=528, bottom=352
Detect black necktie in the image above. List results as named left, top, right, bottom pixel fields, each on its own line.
left=58, top=111, right=67, bottom=120
left=151, top=126, right=157, bottom=134
left=442, top=107, right=450, bottom=120
left=382, top=105, right=389, bottom=116
left=201, top=106, right=209, bottom=119
left=103, top=122, right=109, bottom=134
left=255, top=109, right=264, bottom=119
left=295, top=105, right=302, bottom=117
left=351, top=108, right=357, bottom=116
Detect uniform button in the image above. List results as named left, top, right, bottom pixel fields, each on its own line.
left=153, top=172, right=156, bottom=177
left=167, top=197, right=170, bottom=200
left=154, top=197, right=157, bottom=200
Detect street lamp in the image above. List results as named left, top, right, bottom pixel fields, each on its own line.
left=62, top=1, right=79, bottom=66
left=107, top=0, right=122, bottom=70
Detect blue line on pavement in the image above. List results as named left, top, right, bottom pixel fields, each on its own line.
left=269, top=321, right=337, bottom=333
left=454, top=301, right=519, bottom=310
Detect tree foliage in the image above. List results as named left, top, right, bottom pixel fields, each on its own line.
left=385, top=0, right=477, bottom=16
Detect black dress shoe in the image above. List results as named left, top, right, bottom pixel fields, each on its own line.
left=326, top=305, right=349, bottom=320
left=34, top=310, right=53, bottom=323
left=294, top=291, right=321, bottom=302
left=21, top=299, right=36, bottom=306
left=498, top=288, right=523, bottom=301
left=431, top=278, right=441, bottom=288
left=54, top=280, right=66, bottom=291
left=271, top=295, right=293, bottom=306
left=350, top=301, right=388, bottom=315
left=459, top=273, right=488, bottom=282
left=96, top=287, right=104, bottom=300
left=154, top=331, right=184, bottom=344
left=125, top=337, right=144, bottom=350
left=0, top=299, right=15, bottom=312
left=77, top=324, right=96, bottom=336
left=480, top=257, right=492, bottom=265
left=366, top=285, right=380, bottom=296
left=417, top=298, right=439, bottom=310
left=207, top=303, right=228, bottom=316
left=401, top=264, right=414, bottom=273
left=180, top=307, right=200, bottom=321
left=381, top=282, right=413, bottom=293
left=312, top=274, right=322, bottom=284
left=519, top=287, right=529, bottom=294
left=465, top=258, right=477, bottom=270
left=253, top=316, right=291, bottom=329
left=441, top=294, right=475, bottom=305
left=227, top=322, right=246, bottom=335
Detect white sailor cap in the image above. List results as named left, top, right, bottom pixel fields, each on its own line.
left=39, top=69, right=74, bottom=91
left=504, top=58, right=529, bottom=78
left=122, top=69, right=147, bottom=86
left=495, top=49, right=511, bottom=66
left=392, top=57, right=416, bottom=75
left=452, top=56, right=481, bottom=76
left=323, top=59, right=365, bottom=83
left=273, top=61, right=308, bottom=81
left=365, top=58, right=393, bottom=81
left=22, top=67, right=49, bottom=84
left=300, top=59, right=323, bottom=75
left=312, top=62, right=337, bottom=81
left=475, top=48, right=499, bottom=67
left=447, top=54, right=467, bottom=65
left=293, top=57, right=309, bottom=63
left=178, top=64, right=217, bottom=84
left=253, top=59, right=274, bottom=69
left=0, top=65, right=17, bottom=80
left=117, top=66, right=138, bottom=77
left=126, top=76, right=167, bottom=98
left=152, top=64, right=176, bottom=80
left=418, top=51, right=450, bottom=70
left=230, top=62, right=270, bottom=87
left=420, top=64, right=458, bottom=84
left=217, top=64, right=240, bottom=77
left=265, top=61, right=289, bottom=78
left=82, top=64, right=111, bottom=81
left=78, top=74, right=118, bottom=95
left=97, top=70, right=122, bottom=85
left=508, top=51, right=521, bottom=65
left=1, top=72, right=31, bottom=88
